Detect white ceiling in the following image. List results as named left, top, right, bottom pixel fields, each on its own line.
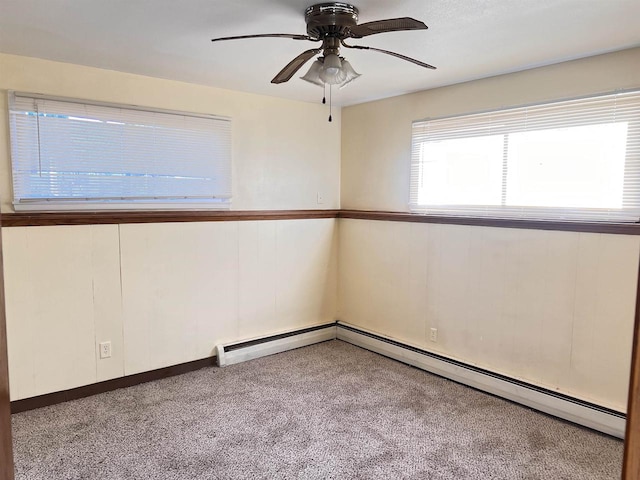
left=1, top=0, right=639, bottom=106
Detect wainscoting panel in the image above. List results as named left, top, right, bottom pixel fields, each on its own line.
left=338, top=218, right=640, bottom=412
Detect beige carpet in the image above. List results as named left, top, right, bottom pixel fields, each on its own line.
left=12, top=340, right=622, bottom=479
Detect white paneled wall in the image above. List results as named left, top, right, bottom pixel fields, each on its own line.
left=3, top=218, right=337, bottom=400
left=120, top=222, right=240, bottom=375
left=4, top=216, right=636, bottom=410
left=338, top=219, right=639, bottom=412
left=3, top=225, right=123, bottom=400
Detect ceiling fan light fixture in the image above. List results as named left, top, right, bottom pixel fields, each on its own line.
left=338, top=59, right=361, bottom=88
left=300, top=55, right=361, bottom=88
left=300, top=60, right=325, bottom=86
left=322, top=53, right=342, bottom=72
left=319, top=53, right=344, bottom=84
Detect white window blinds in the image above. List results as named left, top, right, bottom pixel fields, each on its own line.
left=410, top=90, right=640, bottom=222
left=8, top=93, right=232, bottom=211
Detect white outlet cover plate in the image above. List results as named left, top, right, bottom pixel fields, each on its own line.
left=99, top=341, right=112, bottom=359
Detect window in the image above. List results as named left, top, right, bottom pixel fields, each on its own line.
left=410, top=90, right=640, bottom=222
left=8, top=92, right=232, bottom=211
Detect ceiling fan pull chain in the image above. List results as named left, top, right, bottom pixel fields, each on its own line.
left=322, top=83, right=326, bottom=104
left=328, top=84, right=333, bottom=122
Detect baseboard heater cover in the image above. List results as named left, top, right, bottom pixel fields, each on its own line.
left=216, top=323, right=337, bottom=367
left=336, top=321, right=626, bottom=439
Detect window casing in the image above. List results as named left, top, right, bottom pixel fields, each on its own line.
left=410, top=90, right=640, bottom=222
left=8, top=92, right=232, bottom=211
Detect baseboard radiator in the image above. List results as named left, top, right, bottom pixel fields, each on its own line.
left=336, top=321, right=626, bottom=439
left=216, top=323, right=337, bottom=367
left=213, top=320, right=625, bottom=438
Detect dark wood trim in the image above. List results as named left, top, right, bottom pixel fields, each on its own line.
left=338, top=210, right=640, bottom=235
left=10, top=355, right=216, bottom=414
left=0, top=217, right=15, bottom=479
left=4, top=208, right=640, bottom=235
left=623, top=258, right=640, bottom=479
left=1, top=209, right=340, bottom=227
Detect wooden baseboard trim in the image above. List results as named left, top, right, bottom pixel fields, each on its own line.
left=10, top=356, right=216, bottom=414
left=12, top=323, right=337, bottom=413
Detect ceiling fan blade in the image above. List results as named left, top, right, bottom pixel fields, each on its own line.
left=347, top=17, right=428, bottom=38
left=271, top=48, right=323, bottom=84
left=212, top=33, right=316, bottom=42
left=341, top=41, right=436, bottom=70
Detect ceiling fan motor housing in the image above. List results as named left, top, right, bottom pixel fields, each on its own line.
left=305, top=3, right=359, bottom=39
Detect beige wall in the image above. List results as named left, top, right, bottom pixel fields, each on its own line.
left=0, top=54, right=340, bottom=400
left=341, top=47, right=640, bottom=212
left=0, top=53, right=341, bottom=212
left=339, top=47, right=640, bottom=411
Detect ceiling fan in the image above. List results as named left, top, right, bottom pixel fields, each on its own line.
left=211, top=2, right=436, bottom=121
left=211, top=2, right=435, bottom=120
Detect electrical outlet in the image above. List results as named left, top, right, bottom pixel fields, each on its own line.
left=429, top=328, right=438, bottom=343
left=99, top=341, right=112, bottom=359
left=317, top=192, right=325, bottom=204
